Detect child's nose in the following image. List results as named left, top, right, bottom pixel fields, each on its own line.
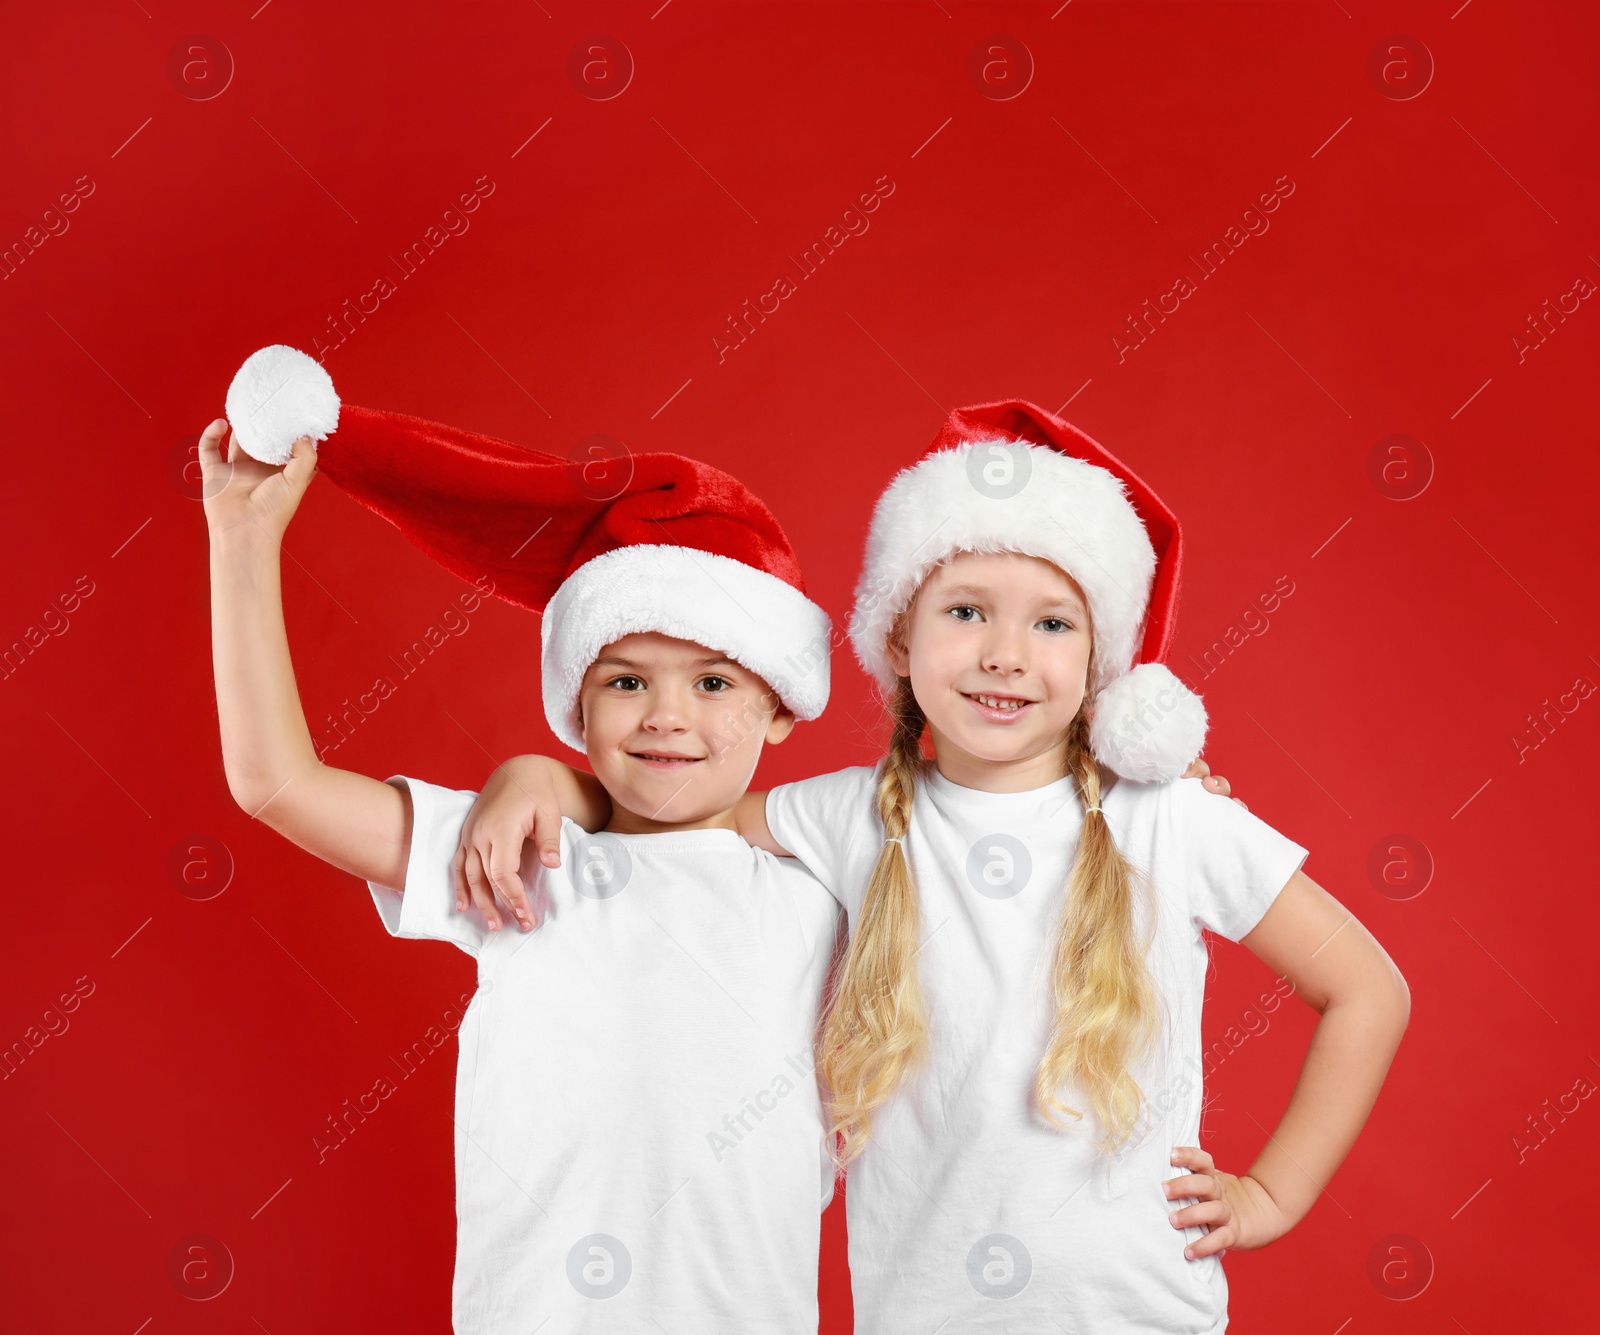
left=981, top=624, right=1030, bottom=675
left=640, top=688, right=692, bottom=731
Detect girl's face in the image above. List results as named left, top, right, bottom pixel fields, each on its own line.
left=885, top=550, right=1092, bottom=792
left=578, top=631, right=794, bottom=832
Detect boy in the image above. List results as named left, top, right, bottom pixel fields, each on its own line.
left=204, top=347, right=843, bottom=1333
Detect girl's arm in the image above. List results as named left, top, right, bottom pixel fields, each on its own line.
left=452, top=759, right=791, bottom=930
left=452, top=756, right=1239, bottom=931
left=202, top=419, right=411, bottom=890
left=1166, top=869, right=1411, bottom=1255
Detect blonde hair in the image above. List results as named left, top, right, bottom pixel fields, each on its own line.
left=818, top=598, right=1164, bottom=1170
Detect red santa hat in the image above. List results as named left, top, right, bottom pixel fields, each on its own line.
left=225, top=345, right=831, bottom=751
left=849, top=400, right=1206, bottom=783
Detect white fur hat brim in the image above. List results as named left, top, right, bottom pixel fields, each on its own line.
left=847, top=437, right=1209, bottom=782
left=848, top=439, right=1157, bottom=699
left=541, top=545, right=832, bottom=753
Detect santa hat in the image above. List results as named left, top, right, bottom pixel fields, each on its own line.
left=224, top=345, right=831, bottom=751
left=849, top=401, right=1206, bottom=783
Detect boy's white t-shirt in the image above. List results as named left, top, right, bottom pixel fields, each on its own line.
left=765, top=763, right=1309, bottom=1335
left=367, top=775, right=845, bottom=1335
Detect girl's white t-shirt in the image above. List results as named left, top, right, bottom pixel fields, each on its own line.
left=367, top=775, right=844, bottom=1335
left=765, top=763, right=1309, bottom=1335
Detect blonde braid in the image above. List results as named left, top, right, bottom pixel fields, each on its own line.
left=818, top=676, right=929, bottom=1168
left=1032, top=706, right=1164, bottom=1153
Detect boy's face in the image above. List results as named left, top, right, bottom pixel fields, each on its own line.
left=885, top=550, right=1092, bottom=786
left=578, top=631, right=795, bottom=832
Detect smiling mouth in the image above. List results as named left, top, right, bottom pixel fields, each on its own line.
left=962, top=691, right=1037, bottom=720
left=628, top=751, right=705, bottom=769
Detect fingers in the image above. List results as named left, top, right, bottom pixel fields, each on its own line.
left=1179, top=1216, right=1233, bottom=1260
left=487, top=840, right=534, bottom=930
left=197, top=418, right=230, bottom=466
left=1162, top=1172, right=1216, bottom=1201
left=531, top=798, right=563, bottom=868
left=462, top=845, right=505, bottom=931
left=1182, top=757, right=1237, bottom=804
left=453, top=841, right=470, bottom=913
left=1171, top=1146, right=1214, bottom=1172
left=277, top=436, right=319, bottom=508
left=1169, top=1198, right=1229, bottom=1231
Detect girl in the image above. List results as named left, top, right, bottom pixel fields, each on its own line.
left=460, top=401, right=1410, bottom=1333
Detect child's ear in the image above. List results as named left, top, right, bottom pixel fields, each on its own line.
left=884, top=628, right=910, bottom=678
left=764, top=703, right=796, bottom=746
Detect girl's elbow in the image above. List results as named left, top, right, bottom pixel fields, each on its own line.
left=1393, top=966, right=1412, bottom=1026
left=1372, top=959, right=1412, bottom=1039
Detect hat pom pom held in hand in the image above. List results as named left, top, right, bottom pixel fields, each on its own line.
left=224, top=345, right=340, bottom=465
left=1088, top=662, right=1209, bottom=783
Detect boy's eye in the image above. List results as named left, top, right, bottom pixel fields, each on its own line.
left=697, top=675, right=732, bottom=693
left=607, top=674, right=645, bottom=691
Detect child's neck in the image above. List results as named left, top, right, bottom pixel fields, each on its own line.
left=927, top=729, right=1072, bottom=793
left=603, top=800, right=740, bottom=837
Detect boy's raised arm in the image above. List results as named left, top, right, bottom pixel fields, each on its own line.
left=202, top=419, right=411, bottom=891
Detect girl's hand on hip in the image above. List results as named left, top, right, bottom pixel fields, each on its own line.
left=1164, top=1146, right=1288, bottom=1258
left=197, top=419, right=318, bottom=545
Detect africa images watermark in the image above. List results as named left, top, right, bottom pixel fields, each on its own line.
left=0, top=174, right=96, bottom=282
left=311, top=575, right=497, bottom=761
left=311, top=990, right=474, bottom=1164
left=1112, top=173, right=1297, bottom=364
left=710, top=173, right=897, bottom=364
left=1, top=575, right=96, bottom=684
left=309, top=173, right=498, bottom=363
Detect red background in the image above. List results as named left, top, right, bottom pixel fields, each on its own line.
left=3, top=2, right=1596, bottom=1330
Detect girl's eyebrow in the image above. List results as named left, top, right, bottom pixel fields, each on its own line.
left=940, top=583, right=1085, bottom=615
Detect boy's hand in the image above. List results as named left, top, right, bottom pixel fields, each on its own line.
left=1164, top=1146, right=1289, bottom=1258
left=198, top=419, right=318, bottom=545
left=1182, top=756, right=1246, bottom=811
left=453, top=757, right=569, bottom=933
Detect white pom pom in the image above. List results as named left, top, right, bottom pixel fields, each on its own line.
left=1088, top=662, right=1208, bottom=783
left=224, top=345, right=340, bottom=466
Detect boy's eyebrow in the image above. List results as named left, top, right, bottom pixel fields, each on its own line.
left=590, top=654, right=740, bottom=670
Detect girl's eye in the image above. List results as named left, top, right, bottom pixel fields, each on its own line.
left=608, top=675, right=645, bottom=691
left=1038, top=617, right=1074, bottom=633
left=948, top=604, right=981, bottom=622
left=697, top=675, right=732, bottom=693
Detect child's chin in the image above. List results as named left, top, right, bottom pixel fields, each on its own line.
left=613, top=776, right=727, bottom=826
left=945, top=722, right=1045, bottom=764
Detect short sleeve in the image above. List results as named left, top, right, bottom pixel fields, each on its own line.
left=763, top=765, right=882, bottom=908
left=1173, top=776, right=1310, bottom=942
left=366, top=775, right=493, bottom=959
